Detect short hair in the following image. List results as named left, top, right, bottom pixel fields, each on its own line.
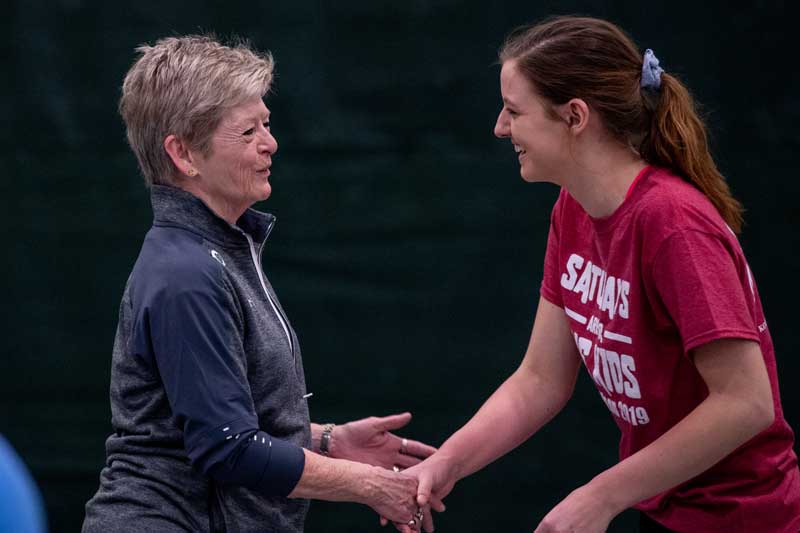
left=119, top=34, right=274, bottom=186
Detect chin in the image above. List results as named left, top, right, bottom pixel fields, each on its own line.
left=256, top=183, right=272, bottom=201
left=520, top=167, right=559, bottom=186
left=520, top=168, right=540, bottom=183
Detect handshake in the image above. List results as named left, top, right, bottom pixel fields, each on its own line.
left=308, top=413, right=455, bottom=533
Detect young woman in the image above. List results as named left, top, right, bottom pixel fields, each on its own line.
left=406, top=16, right=800, bottom=533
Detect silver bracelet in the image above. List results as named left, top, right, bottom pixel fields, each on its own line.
left=320, top=423, right=335, bottom=456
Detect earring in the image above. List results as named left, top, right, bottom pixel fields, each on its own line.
left=187, top=168, right=197, bottom=177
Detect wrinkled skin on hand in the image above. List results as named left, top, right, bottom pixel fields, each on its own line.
left=361, top=467, right=422, bottom=532
left=382, top=454, right=453, bottom=532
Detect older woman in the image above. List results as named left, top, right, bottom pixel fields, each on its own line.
left=82, top=35, right=436, bottom=533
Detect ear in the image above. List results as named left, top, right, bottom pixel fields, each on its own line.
left=556, top=98, right=590, bottom=135
left=164, top=135, right=200, bottom=178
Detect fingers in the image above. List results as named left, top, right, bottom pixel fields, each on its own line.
left=399, top=438, right=437, bottom=458
left=374, top=412, right=413, bottom=432
left=429, top=494, right=446, bottom=513
left=422, top=506, right=435, bottom=532
left=416, top=472, right=432, bottom=507
left=396, top=453, right=421, bottom=469
left=392, top=516, right=422, bottom=533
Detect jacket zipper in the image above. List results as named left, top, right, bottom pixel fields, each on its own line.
left=243, top=232, right=294, bottom=355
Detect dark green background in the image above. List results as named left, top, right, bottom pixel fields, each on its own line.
left=2, top=1, right=797, bottom=532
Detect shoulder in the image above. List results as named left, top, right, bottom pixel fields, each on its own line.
left=634, top=167, right=734, bottom=240
left=130, top=225, right=229, bottom=304
left=632, top=168, right=746, bottom=271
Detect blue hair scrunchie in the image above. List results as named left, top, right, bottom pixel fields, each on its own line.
left=641, top=49, right=664, bottom=90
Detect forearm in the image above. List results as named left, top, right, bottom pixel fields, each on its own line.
left=438, top=366, right=572, bottom=481
left=590, top=390, right=774, bottom=513
left=288, top=448, right=372, bottom=503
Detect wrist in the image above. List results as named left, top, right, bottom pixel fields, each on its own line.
left=586, top=471, right=630, bottom=517
left=426, top=450, right=462, bottom=488
left=319, top=423, right=335, bottom=456
left=349, top=463, right=379, bottom=505
left=435, top=448, right=465, bottom=482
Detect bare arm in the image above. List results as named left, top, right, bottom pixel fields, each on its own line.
left=535, top=338, right=775, bottom=532
left=591, top=338, right=774, bottom=509
left=440, top=297, right=581, bottom=479
left=288, top=449, right=420, bottom=527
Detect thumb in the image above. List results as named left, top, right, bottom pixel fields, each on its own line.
left=416, top=472, right=432, bottom=507
left=375, top=412, right=412, bottom=432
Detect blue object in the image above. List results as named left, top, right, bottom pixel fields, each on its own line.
left=641, top=49, right=664, bottom=90
left=0, top=435, right=47, bottom=533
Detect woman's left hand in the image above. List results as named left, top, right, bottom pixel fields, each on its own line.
left=331, top=413, right=437, bottom=470
left=533, top=483, right=619, bottom=533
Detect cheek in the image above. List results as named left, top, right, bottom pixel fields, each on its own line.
left=232, top=158, right=254, bottom=183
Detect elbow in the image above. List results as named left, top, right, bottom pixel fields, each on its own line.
left=193, top=449, right=235, bottom=482
left=753, top=397, right=775, bottom=433
left=206, top=457, right=238, bottom=483
left=187, top=436, right=252, bottom=483
left=553, top=372, right=579, bottom=412
left=741, top=392, right=775, bottom=439
left=552, top=388, right=574, bottom=413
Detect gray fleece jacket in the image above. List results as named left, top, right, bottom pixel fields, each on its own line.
left=83, top=185, right=311, bottom=533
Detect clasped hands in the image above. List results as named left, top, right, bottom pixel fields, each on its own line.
left=331, top=413, right=615, bottom=532
left=325, top=413, right=445, bottom=532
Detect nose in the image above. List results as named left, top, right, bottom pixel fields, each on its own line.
left=494, top=108, right=510, bottom=139
left=258, top=127, right=278, bottom=156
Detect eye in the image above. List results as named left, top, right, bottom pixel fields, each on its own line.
left=507, top=108, right=519, bottom=117
left=243, top=127, right=255, bottom=136
left=262, top=121, right=270, bottom=129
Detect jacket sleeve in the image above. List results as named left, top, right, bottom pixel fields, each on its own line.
left=143, top=262, right=304, bottom=497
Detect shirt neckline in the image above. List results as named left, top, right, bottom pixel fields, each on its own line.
left=587, top=165, right=654, bottom=233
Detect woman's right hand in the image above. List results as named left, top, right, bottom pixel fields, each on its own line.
left=380, top=454, right=453, bottom=532
left=359, top=466, right=421, bottom=530
left=406, top=453, right=457, bottom=508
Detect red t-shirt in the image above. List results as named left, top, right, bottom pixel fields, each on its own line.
left=540, top=166, right=800, bottom=533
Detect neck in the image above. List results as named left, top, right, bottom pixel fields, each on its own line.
left=176, top=179, right=246, bottom=226
left=560, top=144, right=647, bottom=219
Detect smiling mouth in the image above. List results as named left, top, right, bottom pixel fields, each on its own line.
left=513, top=144, right=526, bottom=157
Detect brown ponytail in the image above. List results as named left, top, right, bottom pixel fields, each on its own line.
left=500, top=16, right=745, bottom=233
left=641, top=74, right=744, bottom=232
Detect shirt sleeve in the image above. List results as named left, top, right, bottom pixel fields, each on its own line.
left=144, top=265, right=304, bottom=497
left=540, top=191, right=564, bottom=307
left=651, top=229, right=760, bottom=353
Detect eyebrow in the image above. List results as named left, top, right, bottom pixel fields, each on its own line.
left=232, top=111, right=271, bottom=129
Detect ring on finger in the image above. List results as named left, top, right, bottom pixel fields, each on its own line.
left=401, top=438, right=408, bottom=454
left=415, top=508, right=424, bottom=521
left=407, top=518, right=417, bottom=526
left=392, top=465, right=401, bottom=473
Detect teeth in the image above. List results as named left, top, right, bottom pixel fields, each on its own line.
left=513, top=144, right=524, bottom=153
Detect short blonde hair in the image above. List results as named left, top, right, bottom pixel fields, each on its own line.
left=119, top=35, right=274, bottom=186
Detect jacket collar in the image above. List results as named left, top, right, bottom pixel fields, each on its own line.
left=150, top=185, right=275, bottom=248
